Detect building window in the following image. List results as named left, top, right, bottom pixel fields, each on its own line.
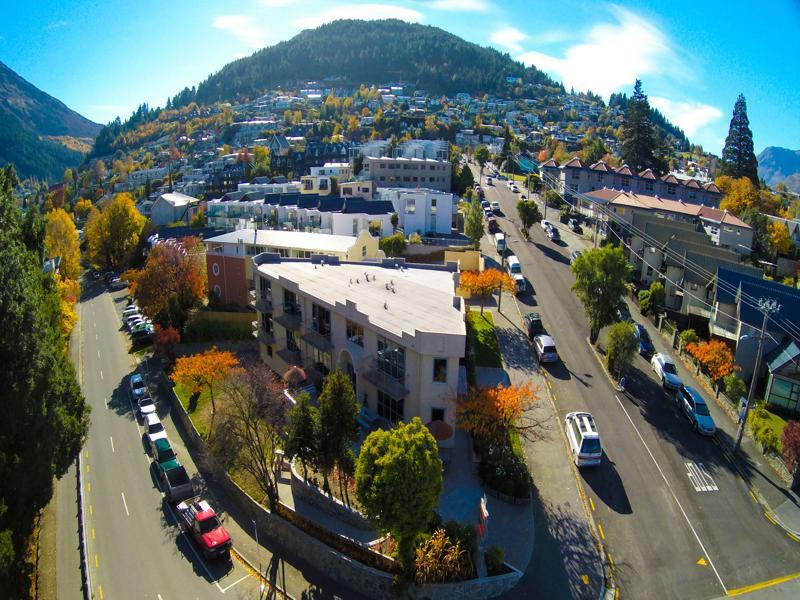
left=361, top=245, right=367, bottom=258
left=571, top=170, right=579, bottom=180
left=213, top=284, right=221, bottom=297
left=667, top=184, right=676, bottom=194
left=598, top=173, right=604, bottom=183
left=431, top=198, right=437, bottom=215
left=379, top=163, right=386, bottom=169
left=347, top=320, right=364, bottom=346
left=431, top=407, right=445, bottom=422
left=403, top=176, right=411, bottom=182
left=212, top=262, right=221, bottom=277
left=645, top=180, right=654, bottom=191
left=353, top=219, right=359, bottom=235
left=312, top=303, right=331, bottom=339
left=266, top=345, right=273, bottom=357
left=433, top=358, right=447, bottom=382
left=286, top=330, right=299, bottom=352
left=377, top=390, right=404, bottom=423
left=646, top=266, right=653, bottom=276
left=406, top=199, right=416, bottom=214
left=377, top=336, right=405, bottom=383
left=259, top=277, right=271, bottom=300
left=303, top=179, right=314, bottom=191
left=310, top=347, right=331, bottom=376
left=283, top=290, right=299, bottom=314
left=319, top=179, right=328, bottom=191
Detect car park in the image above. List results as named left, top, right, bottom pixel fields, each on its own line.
left=565, top=412, right=602, bottom=467
left=634, top=324, right=655, bottom=357
left=523, top=312, right=544, bottom=339
left=144, top=413, right=168, bottom=447
left=533, top=334, right=558, bottom=363
left=570, top=250, right=583, bottom=264
left=651, top=353, right=682, bottom=390
left=130, top=373, right=147, bottom=401
left=676, top=385, right=716, bottom=436
left=490, top=201, right=500, bottom=213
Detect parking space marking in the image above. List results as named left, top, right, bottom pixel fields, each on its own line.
left=686, top=462, right=718, bottom=492
left=219, top=574, right=250, bottom=593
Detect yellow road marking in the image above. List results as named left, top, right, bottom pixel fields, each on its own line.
left=615, top=587, right=619, bottom=599
left=765, top=512, right=777, bottom=525
left=697, top=557, right=707, bottom=566
left=98, top=585, right=104, bottom=600
left=84, top=450, right=88, bottom=458
left=94, top=554, right=99, bottom=568
left=87, top=482, right=91, bottom=494
left=89, top=505, right=93, bottom=515
left=598, top=524, right=605, bottom=540
left=589, top=497, right=596, bottom=511
left=788, top=532, right=800, bottom=543
left=608, top=553, right=615, bottom=570
left=749, top=490, right=758, bottom=502
left=91, top=528, right=95, bottom=540
left=581, top=574, right=589, bottom=584
left=727, top=571, right=800, bottom=596
left=86, top=464, right=90, bottom=472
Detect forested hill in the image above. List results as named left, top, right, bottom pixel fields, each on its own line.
left=176, top=19, right=560, bottom=106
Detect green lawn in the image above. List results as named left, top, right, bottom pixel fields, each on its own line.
left=467, top=311, right=503, bottom=368
left=499, top=172, right=528, bottom=183
left=755, top=404, right=788, bottom=452
left=174, top=383, right=213, bottom=439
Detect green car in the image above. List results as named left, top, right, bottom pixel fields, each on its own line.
left=152, top=438, right=180, bottom=477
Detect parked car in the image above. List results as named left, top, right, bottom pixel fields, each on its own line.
left=162, top=466, right=195, bottom=503
left=487, top=217, right=499, bottom=233
left=676, top=385, right=716, bottom=436
left=617, top=305, right=633, bottom=322
left=144, top=413, right=168, bottom=447
left=490, top=201, right=500, bottom=213
left=130, top=374, right=147, bottom=401
left=651, top=353, right=682, bottom=390
left=151, top=438, right=180, bottom=477
left=137, top=396, right=156, bottom=420
left=176, top=497, right=232, bottom=560
left=547, top=227, right=560, bottom=241
left=523, top=312, right=544, bottom=339
left=110, top=278, right=127, bottom=290
left=511, top=185, right=519, bottom=193
left=486, top=177, right=493, bottom=186
left=634, top=324, right=655, bottom=357
left=533, top=334, right=558, bottom=363
left=568, top=218, right=581, bottom=232
left=541, top=219, right=552, bottom=231
left=481, top=200, right=490, bottom=210
left=565, top=412, right=602, bottom=467
left=569, top=250, right=583, bottom=265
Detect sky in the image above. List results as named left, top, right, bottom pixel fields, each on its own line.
left=2, top=0, right=799, bottom=155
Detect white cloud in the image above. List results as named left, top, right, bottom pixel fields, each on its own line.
left=649, top=96, right=723, bottom=137
left=294, top=4, right=424, bottom=29
left=517, top=6, right=672, bottom=97
left=258, top=0, right=297, bottom=6
left=490, top=26, right=526, bottom=53
left=430, top=0, right=491, bottom=12
left=213, top=15, right=269, bottom=49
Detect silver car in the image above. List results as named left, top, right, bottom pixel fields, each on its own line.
left=534, top=334, right=558, bottom=363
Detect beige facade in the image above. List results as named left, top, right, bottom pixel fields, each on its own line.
left=363, top=156, right=452, bottom=192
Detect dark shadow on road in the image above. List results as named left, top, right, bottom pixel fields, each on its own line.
left=516, top=294, right=539, bottom=308
left=580, top=453, right=633, bottom=515
left=78, top=277, right=107, bottom=303
left=494, top=319, right=536, bottom=374
left=533, top=242, right=570, bottom=266
left=107, top=377, right=138, bottom=422
left=543, top=361, right=572, bottom=382
left=500, top=481, right=603, bottom=600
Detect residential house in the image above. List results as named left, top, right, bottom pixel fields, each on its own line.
left=340, top=180, right=376, bottom=200
left=149, top=192, right=202, bottom=227
left=362, top=156, right=452, bottom=192
left=205, top=229, right=382, bottom=308
left=376, top=187, right=455, bottom=235
left=764, top=341, right=800, bottom=417
left=252, top=254, right=466, bottom=448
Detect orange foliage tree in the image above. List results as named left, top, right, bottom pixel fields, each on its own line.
left=457, top=383, right=540, bottom=442
left=460, top=269, right=515, bottom=314
left=153, top=325, right=181, bottom=365
left=127, top=237, right=206, bottom=328
left=686, top=339, right=736, bottom=381
left=171, top=347, right=241, bottom=432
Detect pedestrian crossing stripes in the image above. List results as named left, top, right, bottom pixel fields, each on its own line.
left=686, top=462, right=718, bottom=492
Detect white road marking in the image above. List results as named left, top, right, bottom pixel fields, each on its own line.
left=220, top=574, right=249, bottom=593
left=109, top=436, right=115, bottom=453
left=157, top=595, right=163, bottom=600
left=95, top=334, right=98, bottom=341
left=121, top=492, right=129, bottom=516
left=97, top=350, right=101, bottom=358
left=686, top=462, right=718, bottom=492
left=104, top=397, right=108, bottom=408
left=100, top=370, right=103, bottom=380
left=614, top=395, right=727, bottom=593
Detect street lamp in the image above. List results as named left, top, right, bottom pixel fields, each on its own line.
left=734, top=297, right=782, bottom=454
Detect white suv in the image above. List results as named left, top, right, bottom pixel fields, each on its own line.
left=565, top=412, right=602, bottom=467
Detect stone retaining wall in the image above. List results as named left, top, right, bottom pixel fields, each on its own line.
left=289, top=462, right=372, bottom=530
left=163, top=370, right=522, bottom=598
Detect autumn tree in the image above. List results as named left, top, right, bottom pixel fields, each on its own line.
left=74, top=198, right=93, bottom=219
left=213, top=362, right=289, bottom=509
left=459, top=269, right=515, bottom=314
left=127, top=237, right=206, bottom=328
left=457, top=383, right=539, bottom=442
left=768, top=221, right=793, bottom=256
left=84, top=193, right=146, bottom=269
left=571, top=245, right=632, bottom=344
left=464, top=196, right=485, bottom=248
left=717, top=175, right=760, bottom=216
left=781, top=421, right=800, bottom=490
left=720, top=94, right=759, bottom=185
left=44, top=208, right=81, bottom=280
left=686, top=339, right=736, bottom=381
left=355, top=418, right=443, bottom=571
left=153, top=325, right=181, bottom=365
left=171, top=347, right=240, bottom=433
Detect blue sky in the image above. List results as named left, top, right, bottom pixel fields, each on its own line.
left=2, top=0, right=799, bottom=155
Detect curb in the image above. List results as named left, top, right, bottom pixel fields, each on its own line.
left=231, top=547, right=295, bottom=600
left=505, top=301, right=615, bottom=600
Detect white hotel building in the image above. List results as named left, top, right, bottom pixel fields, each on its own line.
left=252, top=255, right=466, bottom=447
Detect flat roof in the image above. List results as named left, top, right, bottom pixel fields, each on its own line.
left=256, top=261, right=464, bottom=338
left=206, top=229, right=363, bottom=254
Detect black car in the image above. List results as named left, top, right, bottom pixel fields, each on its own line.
left=523, top=312, right=544, bottom=339
left=568, top=218, right=582, bottom=233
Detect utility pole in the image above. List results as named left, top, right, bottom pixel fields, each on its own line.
left=734, top=298, right=781, bottom=454
left=497, top=250, right=507, bottom=313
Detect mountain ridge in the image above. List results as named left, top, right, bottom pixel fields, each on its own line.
left=758, top=146, right=800, bottom=193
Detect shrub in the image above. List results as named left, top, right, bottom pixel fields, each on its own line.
left=686, top=339, right=736, bottom=381
left=475, top=438, right=530, bottom=498
left=638, top=289, right=652, bottom=315
left=444, top=520, right=478, bottom=558
left=781, top=421, right=800, bottom=474
left=678, top=329, right=699, bottom=352
left=485, top=546, right=506, bottom=576
left=722, top=374, right=747, bottom=403
left=413, top=529, right=474, bottom=584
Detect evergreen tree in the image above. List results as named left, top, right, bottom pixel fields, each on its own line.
left=465, top=197, right=485, bottom=249
left=621, top=80, right=658, bottom=173
left=720, top=94, right=759, bottom=185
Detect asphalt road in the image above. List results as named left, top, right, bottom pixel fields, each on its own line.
left=478, top=169, right=800, bottom=599
left=74, top=279, right=263, bottom=600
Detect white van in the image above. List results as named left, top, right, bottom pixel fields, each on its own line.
left=494, top=233, right=506, bottom=253
left=506, top=255, right=521, bottom=275
left=565, top=412, right=602, bottom=467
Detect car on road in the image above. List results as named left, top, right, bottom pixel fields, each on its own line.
left=511, top=185, right=519, bottom=193
left=547, top=227, right=560, bottom=241
left=137, top=396, right=156, bottom=420
left=676, top=385, right=716, bottom=436
left=565, top=412, right=602, bottom=467
left=144, top=413, right=168, bottom=447
left=490, top=201, right=500, bottom=213
left=523, top=312, right=544, bottom=339
left=569, top=250, right=583, bottom=264
left=651, top=353, right=682, bottom=391
left=130, top=373, right=147, bottom=401
left=151, top=438, right=180, bottom=476
left=634, top=324, right=655, bottom=357
left=176, top=497, right=232, bottom=560
left=533, top=334, right=558, bottom=363
left=541, top=219, right=552, bottom=231
left=486, top=177, right=493, bottom=186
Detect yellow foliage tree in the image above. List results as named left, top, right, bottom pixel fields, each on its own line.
left=717, top=175, right=759, bottom=215
left=55, top=276, right=81, bottom=341
left=74, top=198, right=93, bottom=219
left=769, top=221, right=793, bottom=256
left=84, top=193, right=146, bottom=269
left=44, top=208, right=81, bottom=280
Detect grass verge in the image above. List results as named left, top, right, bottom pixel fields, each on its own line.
left=174, top=383, right=213, bottom=439
left=467, top=311, right=502, bottom=368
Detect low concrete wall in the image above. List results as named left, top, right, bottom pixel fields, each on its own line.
left=289, top=462, right=372, bottom=530
left=164, top=371, right=522, bottom=598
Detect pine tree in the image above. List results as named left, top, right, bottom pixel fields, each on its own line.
left=720, top=94, right=759, bottom=185
left=621, top=80, right=658, bottom=173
